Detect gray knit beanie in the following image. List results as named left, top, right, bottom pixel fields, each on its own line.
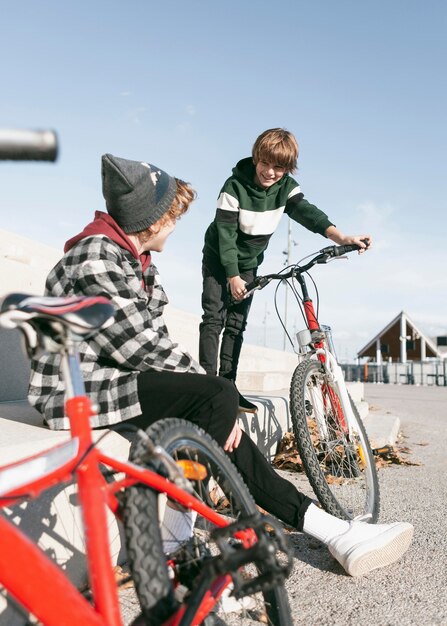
left=101, top=153, right=177, bottom=233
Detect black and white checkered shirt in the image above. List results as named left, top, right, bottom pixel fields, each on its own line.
left=29, top=235, right=204, bottom=429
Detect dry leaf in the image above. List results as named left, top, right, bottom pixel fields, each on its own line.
left=373, top=444, right=422, bottom=467
left=272, top=431, right=305, bottom=473
left=113, top=565, right=134, bottom=589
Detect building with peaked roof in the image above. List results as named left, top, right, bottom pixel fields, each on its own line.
left=357, top=311, right=445, bottom=363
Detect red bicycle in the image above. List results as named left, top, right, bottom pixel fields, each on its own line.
left=244, top=243, right=380, bottom=522
left=0, top=293, right=292, bottom=626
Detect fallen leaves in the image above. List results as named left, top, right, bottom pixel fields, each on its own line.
left=372, top=443, right=422, bottom=468
left=272, top=429, right=424, bottom=474
left=272, top=431, right=305, bottom=472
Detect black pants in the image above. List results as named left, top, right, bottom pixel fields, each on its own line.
left=199, top=256, right=256, bottom=382
left=132, top=370, right=312, bottom=530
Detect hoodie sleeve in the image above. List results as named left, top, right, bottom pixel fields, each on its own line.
left=285, top=186, right=334, bottom=236
left=70, top=238, right=204, bottom=374
left=214, top=185, right=241, bottom=277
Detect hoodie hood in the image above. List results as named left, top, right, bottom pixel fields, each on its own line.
left=232, top=157, right=290, bottom=193
left=64, top=211, right=151, bottom=273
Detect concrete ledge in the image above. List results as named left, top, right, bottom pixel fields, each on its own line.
left=362, top=411, right=401, bottom=449
left=238, top=370, right=293, bottom=392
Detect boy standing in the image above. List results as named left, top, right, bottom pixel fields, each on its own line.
left=199, top=128, right=371, bottom=411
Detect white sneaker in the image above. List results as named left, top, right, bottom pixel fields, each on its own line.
left=327, top=520, right=414, bottom=577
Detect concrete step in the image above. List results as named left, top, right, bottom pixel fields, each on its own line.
left=363, top=411, right=401, bottom=449
left=237, top=370, right=292, bottom=392
left=238, top=382, right=366, bottom=443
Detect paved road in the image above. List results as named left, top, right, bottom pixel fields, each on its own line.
left=283, top=383, right=447, bottom=626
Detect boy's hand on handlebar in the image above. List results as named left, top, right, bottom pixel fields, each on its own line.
left=228, top=276, right=247, bottom=301
left=349, top=235, right=372, bottom=253
left=224, top=421, right=243, bottom=452
left=326, top=226, right=372, bottom=254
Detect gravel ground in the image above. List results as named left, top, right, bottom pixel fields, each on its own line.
left=282, top=383, right=447, bottom=625
left=118, top=383, right=447, bottom=625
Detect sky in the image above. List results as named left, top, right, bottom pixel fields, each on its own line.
left=1, top=0, right=446, bottom=360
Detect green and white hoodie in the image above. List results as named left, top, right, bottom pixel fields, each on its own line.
left=202, top=157, right=334, bottom=278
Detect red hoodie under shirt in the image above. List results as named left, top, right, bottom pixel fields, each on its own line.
left=64, top=211, right=152, bottom=286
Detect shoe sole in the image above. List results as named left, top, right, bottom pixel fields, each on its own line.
left=238, top=407, right=258, bottom=414
left=331, top=524, right=414, bottom=577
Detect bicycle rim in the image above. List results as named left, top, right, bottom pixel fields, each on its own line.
left=122, top=418, right=292, bottom=626
left=290, top=359, right=380, bottom=522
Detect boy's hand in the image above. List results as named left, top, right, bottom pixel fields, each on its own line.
left=325, top=227, right=372, bottom=253
left=349, top=235, right=372, bottom=253
left=223, top=421, right=243, bottom=452
left=228, top=275, right=247, bottom=300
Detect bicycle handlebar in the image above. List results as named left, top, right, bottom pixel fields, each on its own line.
left=0, top=129, right=58, bottom=162
left=327, top=243, right=360, bottom=256
left=244, top=240, right=369, bottom=295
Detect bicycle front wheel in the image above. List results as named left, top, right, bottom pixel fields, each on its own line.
left=290, top=359, right=380, bottom=522
left=122, top=418, right=292, bottom=626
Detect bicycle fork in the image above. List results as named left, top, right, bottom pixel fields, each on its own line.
left=317, top=349, right=356, bottom=434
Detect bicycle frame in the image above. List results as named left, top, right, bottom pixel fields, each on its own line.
left=246, top=244, right=365, bottom=439
left=0, top=341, right=237, bottom=626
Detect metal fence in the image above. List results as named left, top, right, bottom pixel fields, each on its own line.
left=341, top=359, right=447, bottom=386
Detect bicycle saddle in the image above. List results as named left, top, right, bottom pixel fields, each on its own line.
left=0, top=293, right=115, bottom=335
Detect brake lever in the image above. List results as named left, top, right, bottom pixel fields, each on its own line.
left=316, top=253, right=331, bottom=264
left=317, top=253, right=349, bottom=264
left=327, top=255, right=348, bottom=262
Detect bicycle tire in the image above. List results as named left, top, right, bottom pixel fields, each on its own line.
left=122, top=418, right=292, bottom=626
left=289, top=359, right=380, bottom=522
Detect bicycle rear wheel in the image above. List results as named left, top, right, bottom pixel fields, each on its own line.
left=122, top=418, right=292, bottom=626
left=290, top=359, right=380, bottom=522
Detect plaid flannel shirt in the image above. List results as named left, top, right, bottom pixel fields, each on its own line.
left=29, top=235, right=204, bottom=429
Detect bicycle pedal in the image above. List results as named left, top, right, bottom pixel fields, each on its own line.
left=210, top=514, right=293, bottom=597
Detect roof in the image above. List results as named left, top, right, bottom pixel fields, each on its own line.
left=357, top=310, right=443, bottom=359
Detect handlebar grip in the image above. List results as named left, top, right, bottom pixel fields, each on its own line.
left=0, top=129, right=58, bottom=162
left=244, top=279, right=259, bottom=293
left=334, top=243, right=360, bottom=256
left=244, top=276, right=271, bottom=296
left=335, top=238, right=370, bottom=256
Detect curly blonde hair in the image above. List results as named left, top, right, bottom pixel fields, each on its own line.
left=252, top=128, right=299, bottom=173
left=134, top=179, right=196, bottom=242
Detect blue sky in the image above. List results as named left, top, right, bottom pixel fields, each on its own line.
left=1, top=0, right=446, bottom=359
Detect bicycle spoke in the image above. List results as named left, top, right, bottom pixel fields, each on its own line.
left=290, top=360, right=380, bottom=521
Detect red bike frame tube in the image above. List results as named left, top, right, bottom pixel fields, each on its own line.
left=304, top=298, right=348, bottom=429
left=99, top=454, right=229, bottom=528
left=326, top=385, right=348, bottom=432
left=66, top=396, right=122, bottom=626
left=0, top=515, right=104, bottom=626
left=303, top=298, right=319, bottom=331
